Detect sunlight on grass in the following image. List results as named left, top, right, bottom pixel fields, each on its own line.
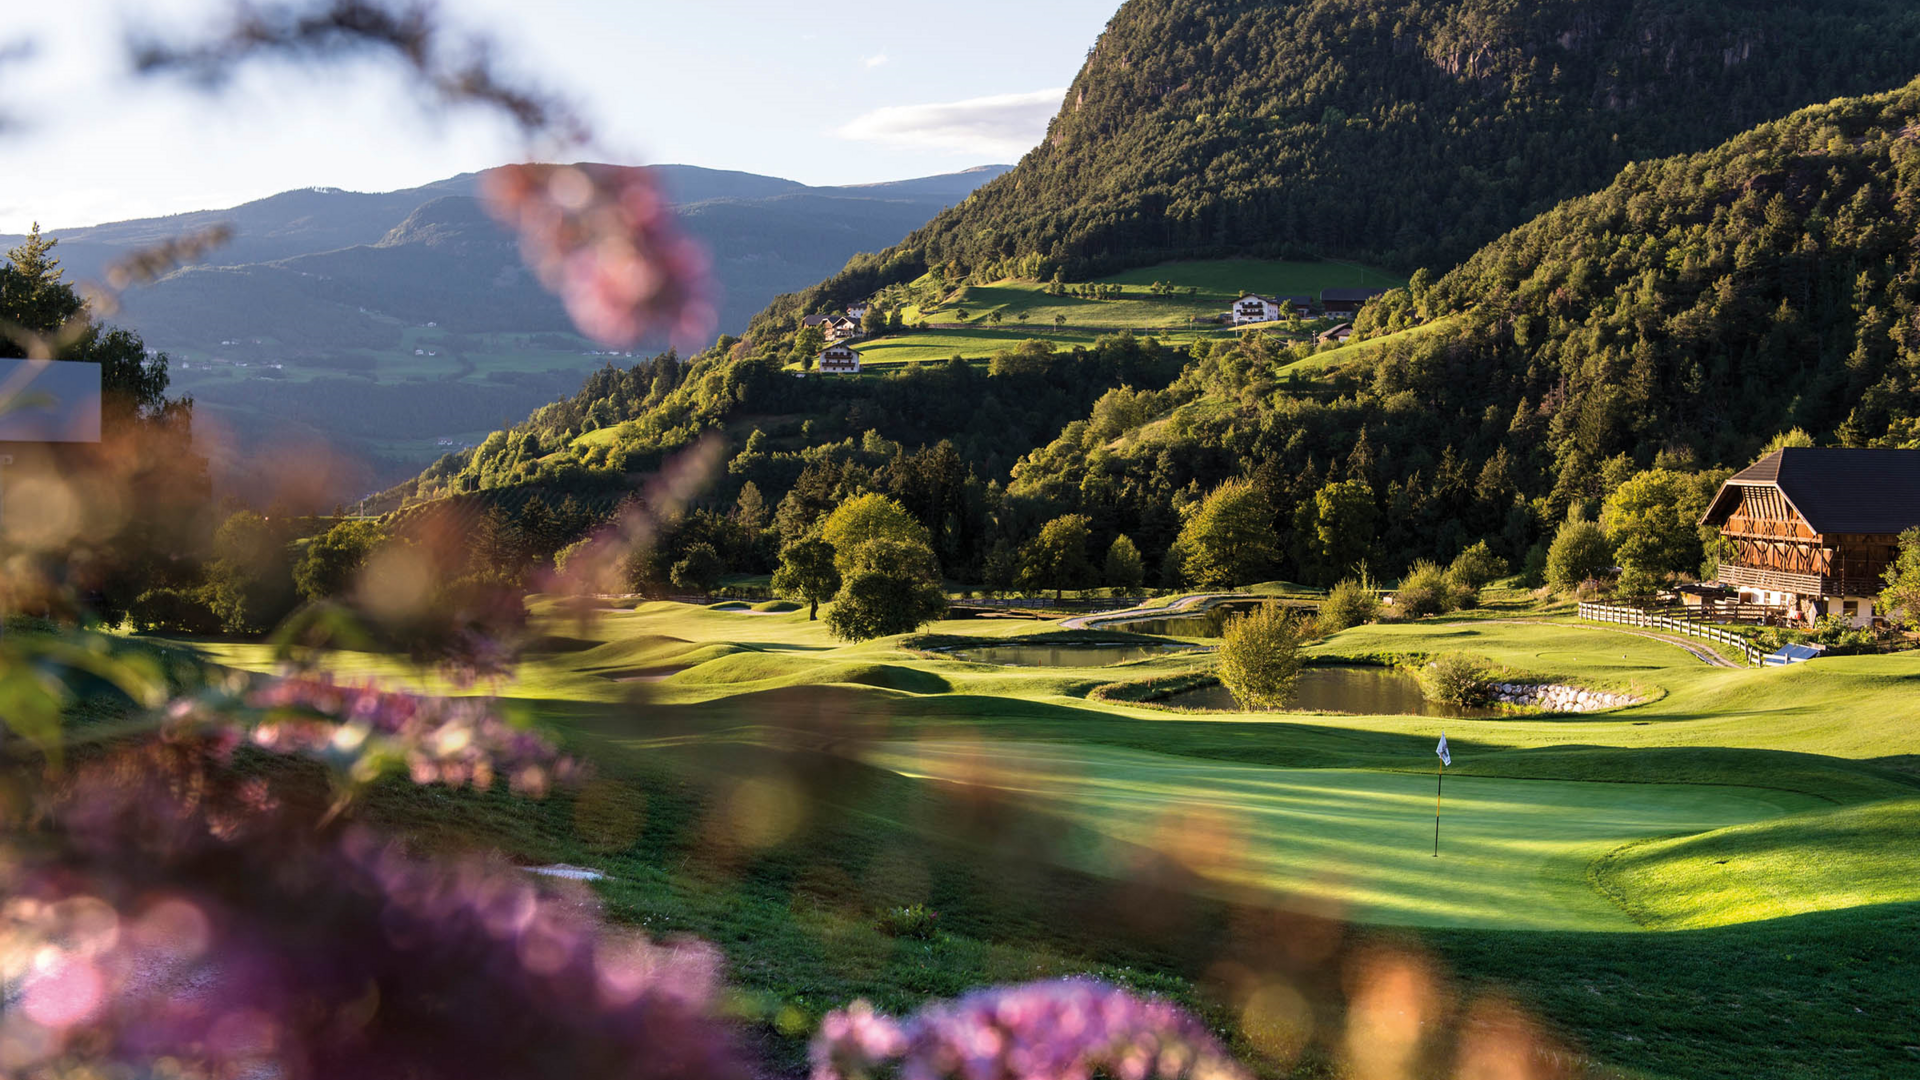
left=861, top=740, right=1823, bottom=931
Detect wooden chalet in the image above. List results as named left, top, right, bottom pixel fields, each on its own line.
left=801, top=314, right=833, bottom=329
left=1699, top=448, right=1920, bottom=626
left=1318, top=322, right=1354, bottom=344
left=817, top=343, right=861, bottom=375
left=1320, top=287, right=1387, bottom=315
left=825, top=315, right=862, bottom=342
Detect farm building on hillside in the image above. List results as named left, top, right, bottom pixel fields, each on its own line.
left=825, top=315, right=862, bottom=342
left=817, top=344, right=861, bottom=375
left=1699, top=447, right=1920, bottom=627
left=801, top=314, right=833, bottom=330
left=1321, top=287, right=1388, bottom=315
left=846, top=303, right=870, bottom=319
left=1230, top=294, right=1312, bottom=325
left=1319, top=322, right=1354, bottom=344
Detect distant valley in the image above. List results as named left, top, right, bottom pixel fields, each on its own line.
left=3, top=163, right=1009, bottom=499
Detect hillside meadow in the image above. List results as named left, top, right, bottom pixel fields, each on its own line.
left=827, top=259, right=1401, bottom=369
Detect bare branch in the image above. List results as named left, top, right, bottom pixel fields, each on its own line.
left=128, top=0, right=589, bottom=148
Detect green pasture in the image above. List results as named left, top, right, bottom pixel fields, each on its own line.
left=162, top=599, right=1920, bottom=1080
left=829, top=259, right=1404, bottom=369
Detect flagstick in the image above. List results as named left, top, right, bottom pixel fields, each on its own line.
left=1433, top=757, right=1444, bottom=857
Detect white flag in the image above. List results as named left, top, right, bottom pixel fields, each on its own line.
left=1436, top=732, right=1451, bottom=768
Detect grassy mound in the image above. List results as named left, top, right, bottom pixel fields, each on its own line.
left=1593, top=799, right=1920, bottom=929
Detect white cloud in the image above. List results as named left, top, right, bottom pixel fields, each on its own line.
left=862, top=52, right=889, bottom=69
left=836, top=87, right=1066, bottom=158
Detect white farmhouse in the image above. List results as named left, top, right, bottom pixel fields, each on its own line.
left=825, top=315, right=862, bottom=342
left=817, top=343, right=862, bottom=375
left=1231, top=293, right=1312, bottom=324
left=846, top=303, right=870, bottom=320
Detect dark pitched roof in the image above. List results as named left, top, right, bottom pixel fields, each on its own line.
left=1700, top=448, right=1920, bottom=534
left=1321, top=287, right=1388, bottom=303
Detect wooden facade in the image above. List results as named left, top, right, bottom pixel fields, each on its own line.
left=1701, top=448, right=1920, bottom=620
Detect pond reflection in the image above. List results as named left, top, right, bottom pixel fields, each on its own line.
left=1168, top=667, right=1502, bottom=717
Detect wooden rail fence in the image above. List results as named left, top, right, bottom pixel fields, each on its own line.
left=1577, top=602, right=1764, bottom=666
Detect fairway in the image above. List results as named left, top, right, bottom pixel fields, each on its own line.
left=864, top=740, right=1826, bottom=931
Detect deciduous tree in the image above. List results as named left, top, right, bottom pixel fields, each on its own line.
left=1020, top=514, right=1094, bottom=600
left=772, top=537, right=840, bottom=620
left=825, top=538, right=948, bottom=641
left=1104, top=534, right=1145, bottom=593
left=1546, top=514, right=1614, bottom=594
left=1177, top=478, right=1278, bottom=588
left=821, top=493, right=932, bottom=573
left=669, top=542, right=724, bottom=593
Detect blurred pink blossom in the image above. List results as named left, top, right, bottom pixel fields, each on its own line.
left=813, top=979, right=1248, bottom=1080
left=483, top=163, right=715, bottom=349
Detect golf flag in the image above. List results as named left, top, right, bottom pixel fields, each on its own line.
left=1436, top=732, right=1451, bottom=767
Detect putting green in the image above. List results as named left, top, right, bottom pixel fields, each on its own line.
left=864, top=740, right=1825, bottom=931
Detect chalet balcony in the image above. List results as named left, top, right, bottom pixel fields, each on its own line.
left=1717, top=562, right=1881, bottom=598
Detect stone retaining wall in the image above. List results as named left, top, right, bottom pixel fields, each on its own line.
left=1490, top=682, right=1640, bottom=713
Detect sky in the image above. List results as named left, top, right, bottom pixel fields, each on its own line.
left=0, top=0, right=1122, bottom=233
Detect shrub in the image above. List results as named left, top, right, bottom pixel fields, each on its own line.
left=1446, top=541, right=1509, bottom=591
left=1546, top=517, right=1613, bottom=594
left=1447, top=581, right=1481, bottom=611
left=1320, top=576, right=1381, bottom=632
left=1573, top=576, right=1612, bottom=602
left=1394, top=560, right=1452, bottom=618
left=128, top=587, right=223, bottom=634
left=876, top=904, right=940, bottom=940
left=1419, top=652, right=1495, bottom=707
left=1215, top=602, right=1307, bottom=708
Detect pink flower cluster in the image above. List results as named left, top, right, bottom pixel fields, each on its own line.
left=242, top=676, right=579, bottom=793
left=812, top=979, right=1249, bottom=1080
left=483, top=163, right=715, bottom=349
left=0, top=735, right=750, bottom=1079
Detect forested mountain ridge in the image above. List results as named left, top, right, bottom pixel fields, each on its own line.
left=1009, top=78, right=1920, bottom=582
left=749, top=0, right=1920, bottom=336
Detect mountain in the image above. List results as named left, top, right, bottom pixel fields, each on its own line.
left=751, top=0, right=1920, bottom=334
left=4, top=163, right=1010, bottom=499
left=397, top=0, right=1920, bottom=585
left=409, top=82, right=1920, bottom=593
left=7, top=163, right=1013, bottom=353
left=1006, top=77, right=1920, bottom=582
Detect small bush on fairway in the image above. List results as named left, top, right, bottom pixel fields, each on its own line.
left=1215, top=602, right=1308, bottom=708
left=875, top=904, right=940, bottom=940
left=1320, top=576, right=1381, bottom=632
left=1420, top=652, right=1495, bottom=706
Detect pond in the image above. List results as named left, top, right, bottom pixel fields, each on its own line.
left=1167, top=667, right=1502, bottom=718
left=1106, top=601, right=1302, bottom=638
left=946, top=643, right=1203, bottom=667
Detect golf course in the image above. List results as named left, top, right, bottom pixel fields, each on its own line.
left=173, top=587, right=1920, bottom=1079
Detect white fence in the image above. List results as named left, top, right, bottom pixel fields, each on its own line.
left=1577, top=603, right=1764, bottom=666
